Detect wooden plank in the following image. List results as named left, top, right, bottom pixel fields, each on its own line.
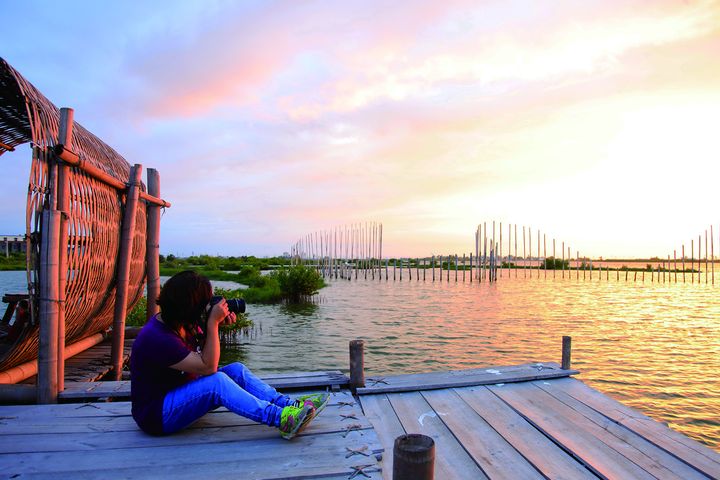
left=387, top=391, right=489, bottom=479
left=421, top=388, right=543, bottom=479
left=453, top=385, right=597, bottom=479
left=533, top=380, right=708, bottom=479
left=59, top=371, right=349, bottom=400
left=555, top=377, right=720, bottom=478
left=489, top=382, right=658, bottom=479
left=359, top=393, right=407, bottom=480
left=0, top=429, right=383, bottom=478
left=0, top=394, right=372, bottom=436
left=357, top=362, right=578, bottom=394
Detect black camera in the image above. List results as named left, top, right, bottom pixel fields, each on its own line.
left=209, top=295, right=246, bottom=314
left=198, top=296, right=246, bottom=334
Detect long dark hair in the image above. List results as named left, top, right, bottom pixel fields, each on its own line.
left=157, top=270, right=212, bottom=332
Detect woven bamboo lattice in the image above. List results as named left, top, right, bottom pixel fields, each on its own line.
left=0, top=58, right=147, bottom=371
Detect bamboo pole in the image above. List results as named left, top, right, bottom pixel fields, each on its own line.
left=462, top=253, right=466, bottom=282
left=146, top=168, right=161, bottom=321
left=523, top=226, right=526, bottom=278
left=55, top=107, right=74, bottom=394
left=38, top=209, right=61, bottom=403
left=514, top=224, right=518, bottom=278
left=111, top=164, right=143, bottom=381
left=712, top=225, right=715, bottom=285
left=682, top=245, right=686, bottom=283
left=469, top=253, right=472, bottom=283
left=691, top=240, right=694, bottom=284
left=499, top=222, right=502, bottom=278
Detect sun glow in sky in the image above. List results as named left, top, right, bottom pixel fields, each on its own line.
left=1, top=0, right=719, bottom=258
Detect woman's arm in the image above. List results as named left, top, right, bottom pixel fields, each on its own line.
left=169, top=300, right=236, bottom=376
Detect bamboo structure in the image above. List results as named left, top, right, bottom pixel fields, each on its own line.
left=0, top=59, right=170, bottom=400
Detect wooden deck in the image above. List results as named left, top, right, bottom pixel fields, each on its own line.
left=1, top=365, right=719, bottom=479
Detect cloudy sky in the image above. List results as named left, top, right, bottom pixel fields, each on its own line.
left=1, top=0, right=719, bottom=258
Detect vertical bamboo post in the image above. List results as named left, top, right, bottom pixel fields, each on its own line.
left=712, top=225, right=715, bottom=285
left=432, top=255, right=435, bottom=282
left=462, top=253, right=466, bottom=282
left=55, top=107, right=74, bottom=394
left=561, top=241, right=565, bottom=279
left=393, top=434, right=435, bottom=480
left=146, top=168, right=161, bottom=320
left=691, top=240, right=694, bottom=284
left=455, top=254, right=458, bottom=282
left=552, top=238, right=555, bottom=279
left=561, top=336, right=572, bottom=370
left=682, top=245, right=686, bottom=283
left=349, top=339, right=365, bottom=391
left=499, top=222, right=502, bottom=278
left=423, top=258, right=426, bottom=281
left=705, top=232, right=708, bottom=284
left=38, top=209, right=62, bottom=403
left=514, top=224, right=518, bottom=278
left=111, top=164, right=143, bottom=380
left=469, top=253, right=473, bottom=283
left=446, top=255, right=450, bottom=282
left=408, top=258, right=412, bottom=281
left=523, top=225, right=527, bottom=278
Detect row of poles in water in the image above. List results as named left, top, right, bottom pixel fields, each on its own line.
left=290, top=221, right=720, bottom=284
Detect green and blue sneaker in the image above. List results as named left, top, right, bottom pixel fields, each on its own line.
left=293, top=392, right=331, bottom=416
left=279, top=404, right=314, bottom=440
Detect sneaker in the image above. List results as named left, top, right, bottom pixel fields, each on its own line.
left=279, top=404, right=315, bottom=440
left=293, top=392, right=331, bottom=416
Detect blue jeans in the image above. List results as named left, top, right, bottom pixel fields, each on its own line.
left=162, top=362, right=292, bottom=434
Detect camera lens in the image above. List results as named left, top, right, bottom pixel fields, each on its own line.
left=226, top=298, right=246, bottom=314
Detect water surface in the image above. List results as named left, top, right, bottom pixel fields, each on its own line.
left=222, top=271, right=720, bottom=451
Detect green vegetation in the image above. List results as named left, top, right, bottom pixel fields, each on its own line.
left=541, top=257, right=570, bottom=270
left=0, top=252, right=26, bottom=271
left=159, top=256, right=325, bottom=305
left=272, top=265, right=326, bottom=303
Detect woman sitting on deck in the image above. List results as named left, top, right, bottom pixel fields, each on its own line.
left=130, top=270, right=329, bottom=439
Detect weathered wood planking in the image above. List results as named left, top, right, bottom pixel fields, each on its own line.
left=0, top=390, right=383, bottom=479
left=385, top=391, right=489, bottom=479
left=58, top=370, right=350, bottom=400
left=356, top=362, right=578, bottom=394
left=421, top=388, right=543, bottom=479
left=544, top=377, right=720, bottom=479
left=488, top=381, right=714, bottom=479
left=531, top=380, right=708, bottom=479
left=358, top=393, right=406, bottom=479
left=452, top=386, right=597, bottom=479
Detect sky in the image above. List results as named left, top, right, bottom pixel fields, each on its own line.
left=1, top=0, right=719, bottom=258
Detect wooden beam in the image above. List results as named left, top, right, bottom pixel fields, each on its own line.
left=56, top=107, right=74, bottom=394
left=110, top=164, right=142, bottom=380
left=38, top=209, right=61, bottom=403
left=145, top=168, right=161, bottom=321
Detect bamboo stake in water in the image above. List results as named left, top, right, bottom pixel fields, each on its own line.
left=537, top=229, right=541, bottom=278
left=469, top=253, right=473, bottom=283
left=523, top=226, right=527, bottom=278
left=682, top=245, right=686, bottom=283
left=462, top=253, right=466, bottom=282
left=691, top=239, right=694, bottom=284
left=706, top=229, right=709, bottom=284
left=514, top=224, right=518, bottom=278
left=544, top=233, right=547, bottom=279
left=499, top=222, right=503, bottom=278
left=712, top=225, right=715, bottom=285
left=432, top=255, right=435, bottom=282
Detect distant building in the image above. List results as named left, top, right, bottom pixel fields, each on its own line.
left=1, top=235, right=26, bottom=257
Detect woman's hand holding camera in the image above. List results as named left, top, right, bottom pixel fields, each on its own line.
left=208, top=299, right=237, bottom=329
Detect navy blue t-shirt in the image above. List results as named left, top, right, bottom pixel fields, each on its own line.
left=130, top=315, right=196, bottom=435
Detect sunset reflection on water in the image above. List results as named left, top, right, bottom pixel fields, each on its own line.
left=222, top=270, right=720, bottom=451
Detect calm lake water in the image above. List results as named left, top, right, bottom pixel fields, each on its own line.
left=1, top=268, right=718, bottom=451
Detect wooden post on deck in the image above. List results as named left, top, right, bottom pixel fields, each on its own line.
left=561, top=336, right=572, bottom=370
left=349, top=339, right=365, bottom=391
left=111, top=164, right=143, bottom=380
left=38, top=209, right=61, bottom=404
left=393, top=434, right=435, bottom=480
left=146, top=168, right=161, bottom=320
left=55, top=107, right=74, bottom=394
